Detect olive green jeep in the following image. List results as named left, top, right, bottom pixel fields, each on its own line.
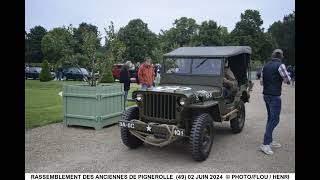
left=119, top=46, right=254, bottom=161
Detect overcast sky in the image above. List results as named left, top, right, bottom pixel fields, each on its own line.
left=25, top=0, right=295, bottom=45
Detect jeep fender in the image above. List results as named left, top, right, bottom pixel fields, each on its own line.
left=187, top=101, right=221, bottom=122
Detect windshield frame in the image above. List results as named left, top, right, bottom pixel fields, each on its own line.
left=163, top=57, right=224, bottom=76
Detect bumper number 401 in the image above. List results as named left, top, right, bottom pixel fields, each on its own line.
left=174, top=129, right=184, bottom=136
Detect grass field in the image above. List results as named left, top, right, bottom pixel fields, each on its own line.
left=25, top=80, right=139, bottom=129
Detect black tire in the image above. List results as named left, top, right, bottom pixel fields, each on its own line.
left=230, top=100, right=246, bottom=133
left=120, top=106, right=143, bottom=149
left=189, top=113, right=214, bottom=162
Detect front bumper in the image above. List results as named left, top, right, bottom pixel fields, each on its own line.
left=119, top=119, right=186, bottom=147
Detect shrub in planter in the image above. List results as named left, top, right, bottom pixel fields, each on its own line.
left=39, top=60, right=52, bottom=82
left=100, top=67, right=114, bottom=83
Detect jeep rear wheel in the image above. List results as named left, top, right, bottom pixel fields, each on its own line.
left=189, top=113, right=214, bottom=162
left=120, top=106, right=143, bottom=149
left=230, top=100, right=245, bottom=133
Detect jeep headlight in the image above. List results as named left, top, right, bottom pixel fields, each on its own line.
left=136, top=94, right=143, bottom=102
left=178, top=97, right=187, bottom=106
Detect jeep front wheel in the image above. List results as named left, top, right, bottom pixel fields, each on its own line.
left=189, top=113, right=214, bottom=162
left=230, top=100, right=245, bottom=133
left=120, top=106, right=143, bottom=149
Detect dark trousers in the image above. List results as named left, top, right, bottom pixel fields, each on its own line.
left=263, top=95, right=281, bottom=145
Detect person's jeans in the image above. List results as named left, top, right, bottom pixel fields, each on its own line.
left=263, top=95, right=281, bottom=145
left=58, top=72, right=63, bottom=81
left=123, top=90, right=128, bottom=107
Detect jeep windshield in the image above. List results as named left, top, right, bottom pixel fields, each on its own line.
left=164, top=58, right=222, bottom=75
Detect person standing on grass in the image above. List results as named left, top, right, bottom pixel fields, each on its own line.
left=138, top=57, right=155, bottom=90
left=57, top=65, right=63, bottom=81
left=120, top=61, right=132, bottom=106
left=260, top=49, right=291, bottom=155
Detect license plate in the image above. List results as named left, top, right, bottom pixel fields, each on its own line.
left=119, top=121, right=135, bottom=129
left=173, top=129, right=185, bottom=137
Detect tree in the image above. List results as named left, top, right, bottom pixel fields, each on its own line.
left=104, top=21, right=116, bottom=50
left=25, top=31, right=32, bottom=63
left=99, top=51, right=114, bottom=83
left=118, top=19, right=157, bottom=63
left=268, top=12, right=295, bottom=65
left=82, top=31, right=98, bottom=86
left=151, top=47, right=163, bottom=64
left=104, top=21, right=127, bottom=63
left=220, top=26, right=230, bottom=45
left=230, top=9, right=276, bottom=62
left=159, top=17, right=198, bottom=51
left=25, top=26, right=47, bottom=63
left=173, top=17, right=198, bottom=46
left=197, top=20, right=224, bottom=46
left=73, top=22, right=101, bottom=54
left=41, top=27, right=75, bottom=63
left=39, top=60, right=51, bottom=82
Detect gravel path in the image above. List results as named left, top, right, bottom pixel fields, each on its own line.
left=25, top=80, right=295, bottom=173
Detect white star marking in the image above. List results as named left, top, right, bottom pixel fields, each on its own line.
left=146, top=125, right=152, bottom=132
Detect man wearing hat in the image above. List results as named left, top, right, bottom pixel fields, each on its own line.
left=259, top=49, right=291, bottom=155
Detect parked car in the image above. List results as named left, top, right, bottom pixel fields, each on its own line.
left=112, top=64, right=137, bottom=82
left=112, top=64, right=123, bottom=80
left=25, top=67, right=55, bottom=80
left=63, top=67, right=90, bottom=81
left=25, top=67, right=41, bottom=79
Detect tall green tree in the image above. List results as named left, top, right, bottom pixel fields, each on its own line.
left=230, top=9, right=276, bottom=62
left=104, top=21, right=126, bottom=63
left=39, top=60, right=52, bottom=82
left=197, top=20, right=224, bottom=46
left=41, top=27, right=75, bottom=63
left=173, top=17, right=198, bottom=46
left=159, top=17, right=198, bottom=51
left=25, top=26, right=47, bottom=63
left=117, top=19, right=157, bottom=63
left=73, top=22, right=101, bottom=54
left=268, top=12, right=295, bottom=65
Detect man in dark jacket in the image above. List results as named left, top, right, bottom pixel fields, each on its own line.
left=260, top=49, right=291, bottom=155
left=120, top=61, right=131, bottom=106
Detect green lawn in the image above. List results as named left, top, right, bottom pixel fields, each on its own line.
left=25, top=80, right=139, bottom=129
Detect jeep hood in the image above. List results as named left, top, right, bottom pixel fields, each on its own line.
left=137, top=84, right=222, bottom=98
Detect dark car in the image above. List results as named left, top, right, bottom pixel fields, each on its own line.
left=25, top=67, right=55, bottom=80
left=63, top=67, right=90, bottom=81
left=25, top=67, right=42, bottom=79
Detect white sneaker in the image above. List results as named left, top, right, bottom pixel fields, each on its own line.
left=260, top=144, right=274, bottom=155
left=271, top=141, right=281, bottom=148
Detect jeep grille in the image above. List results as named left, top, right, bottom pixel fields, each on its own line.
left=143, top=93, right=177, bottom=120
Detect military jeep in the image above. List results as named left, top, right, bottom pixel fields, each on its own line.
left=119, top=46, right=253, bottom=161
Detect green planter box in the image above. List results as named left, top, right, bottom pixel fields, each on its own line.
left=63, top=83, right=124, bottom=130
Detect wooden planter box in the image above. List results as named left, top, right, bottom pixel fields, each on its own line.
left=63, top=83, right=124, bottom=130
